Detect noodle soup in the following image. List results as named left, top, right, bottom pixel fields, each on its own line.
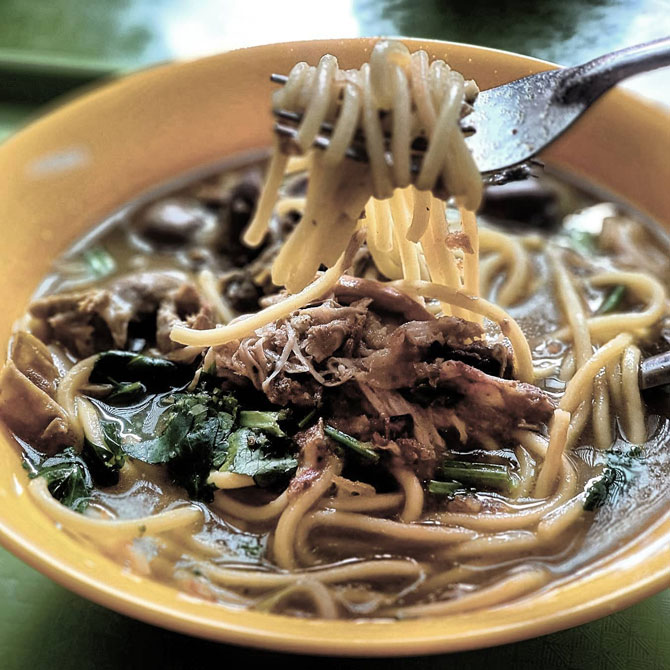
left=2, top=155, right=669, bottom=619
left=1, top=41, right=669, bottom=621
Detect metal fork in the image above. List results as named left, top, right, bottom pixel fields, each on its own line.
left=272, top=37, right=670, bottom=178
left=271, top=40, right=670, bottom=390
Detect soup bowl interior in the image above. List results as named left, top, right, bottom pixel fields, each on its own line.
left=0, top=38, right=669, bottom=655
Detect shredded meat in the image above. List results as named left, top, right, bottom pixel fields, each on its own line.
left=212, top=299, right=370, bottom=406
left=30, top=272, right=214, bottom=357
left=360, top=317, right=511, bottom=385
left=212, top=298, right=511, bottom=398
left=211, top=285, right=554, bottom=479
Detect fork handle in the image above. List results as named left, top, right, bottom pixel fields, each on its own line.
left=639, top=350, right=670, bottom=390
left=558, top=36, right=670, bottom=104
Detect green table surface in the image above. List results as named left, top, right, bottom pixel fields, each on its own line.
left=1, top=2, right=669, bottom=668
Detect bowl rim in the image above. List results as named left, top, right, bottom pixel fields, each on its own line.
left=0, top=36, right=669, bottom=656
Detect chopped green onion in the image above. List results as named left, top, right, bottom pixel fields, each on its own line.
left=82, top=246, right=116, bottom=278
left=239, top=410, right=288, bottom=437
left=324, top=425, right=380, bottom=464
left=438, top=460, right=514, bottom=493
left=297, top=408, right=317, bottom=429
left=428, top=480, right=463, bottom=496
left=596, top=285, right=626, bottom=315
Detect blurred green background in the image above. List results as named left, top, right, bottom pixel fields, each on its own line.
left=1, top=0, right=669, bottom=69
left=1, top=2, right=669, bottom=669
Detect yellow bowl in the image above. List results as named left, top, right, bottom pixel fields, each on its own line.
left=0, top=38, right=669, bottom=656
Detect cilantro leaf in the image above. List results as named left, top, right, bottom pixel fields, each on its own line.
left=221, top=428, right=298, bottom=488
left=81, top=421, right=126, bottom=487
left=121, top=408, right=194, bottom=464
left=30, top=448, right=93, bottom=512
left=119, top=391, right=237, bottom=501
left=99, top=375, right=298, bottom=500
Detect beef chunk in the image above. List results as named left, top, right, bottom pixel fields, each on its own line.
left=30, top=272, right=212, bottom=357
left=420, top=360, right=554, bottom=437
left=0, top=333, right=76, bottom=454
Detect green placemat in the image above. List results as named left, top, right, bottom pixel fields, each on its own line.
left=0, top=102, right=33, bottom=141
left=0, top=546, right=668, bottom=670
left=1, top=0, right=669, bottom=69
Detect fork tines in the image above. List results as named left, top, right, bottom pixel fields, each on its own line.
left=269, top=73, right=534, bottom=187
left=272, top=106, right=372, bottom=163
left=274, top=120, right=371, bottom=163
left=270, top=72, right=474, bottom=162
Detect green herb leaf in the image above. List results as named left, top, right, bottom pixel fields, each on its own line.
left=30, top=447, right=93, bottom=512
left=596, top=285, right=626, bottom=315
left=82, top=246, right=116, bottom=279
left=118, top=391, right=237, bottom=501
left=438, top=460, right=514, bottom=493
left=239, top=410, right=289, bottom=437
left=324, top=425, right=380, bottom=464
left=96, top=377, right=296, bottom=499
left=167, top=415, right=222, bottom=500
left=81, top=421, right=126, bottom=487
left=90, top=350, right=189, bottom=393
left=121, top=408, right=194, bottom=464
left=221, top=428, right=297, bottom=488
